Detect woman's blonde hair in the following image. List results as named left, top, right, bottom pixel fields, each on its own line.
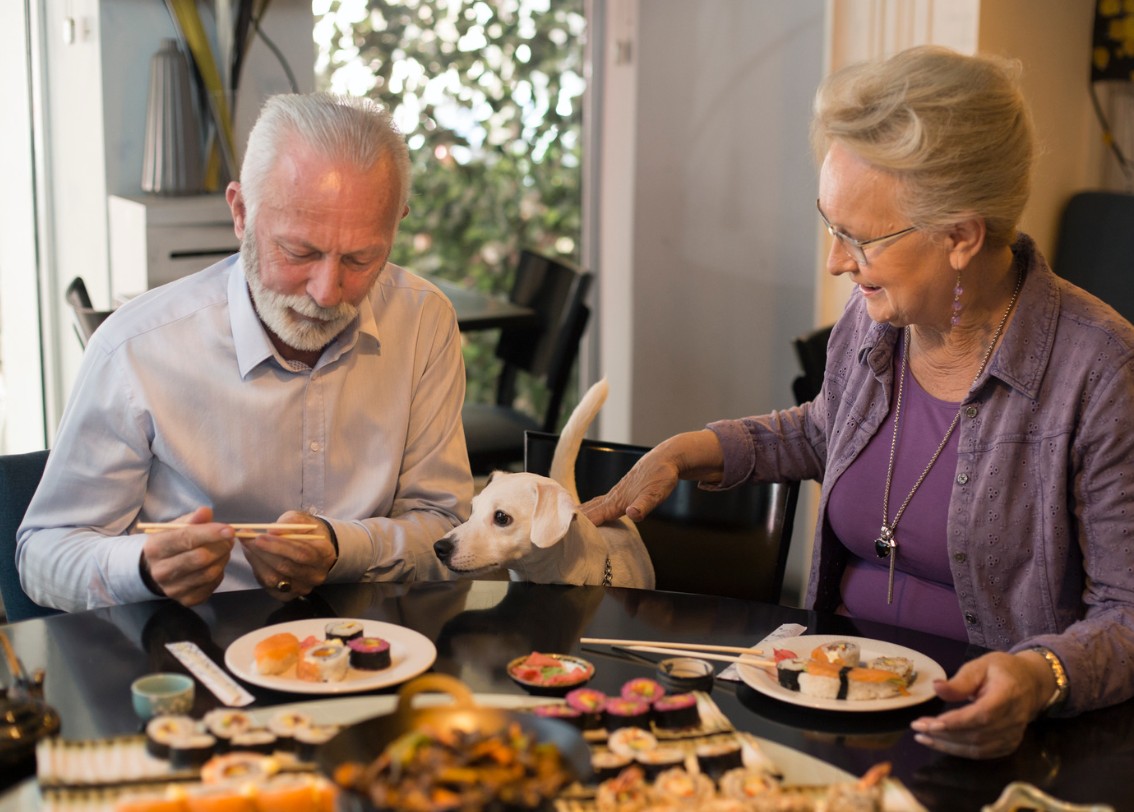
left=811, top=45, right=1033, bottom=249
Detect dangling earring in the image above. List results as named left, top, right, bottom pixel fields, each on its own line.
left=950, top=270, right=963, bottom=327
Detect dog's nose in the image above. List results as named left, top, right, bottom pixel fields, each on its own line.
left=434, top=537, right=454, bottom=563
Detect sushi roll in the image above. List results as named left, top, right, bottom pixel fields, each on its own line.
left=144, top=715, right=197, bottom=760
left=565, top=687, right=607, bottom=728
left=869, top=655, right=916, bottom=686
left=253, top=632, right=301, bottom=676
left=296, top=640, right=351, bottom=683
left=650, top=766, right=714, bottom=805
left=602, top=697, right=651, bottom=730
left=595, top=764, right=650, bottom=811
left=620, top=677, right=665, bottom=705
left=530, top=703, right=586, bottom=730
left=229, top=728, right=278, bottom=755
left=718, top=767, right=781, bottom=801
left=634, top=746, right=687, bottom=780
left=346, top=636, right=391, bottom=670
left=323, top=620, right=364, bottom=644
left=652, top=692, right=700, bottom=729
left=810, top=639, right=861, bottom=667
left=293, top=724, right=341, bottom=763
left=695, top=739, right=744, bottom=779
left=591, top=750, right=634, bottom=782
left=606, top=727, right=658, bottom=759
left=199, top=751, right=279, bottom=784
left=169, top=733, right=217, bottom=770
left=266, top=710, right=311, bottom=752
left=776, top=658, right=906, bottom=701
left=202, top=709, right=255, bottom=752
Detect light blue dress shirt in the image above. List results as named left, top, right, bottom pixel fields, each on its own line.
left=17, top=255, right=473, bottom=611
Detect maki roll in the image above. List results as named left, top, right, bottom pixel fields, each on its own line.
left=595, top=764, right=650, bottom=811
left=718, top=767, right=781, bottom=801
left=634, top=746, right=687, bottom=780
left=346, top=636, right=391, bottom=670
left=810, top=639, right=861, bottom=667
left=530, top=703, right=586, bottom=730
left=591, top=750, right=634, bottom=782
left=620, top=677, right=665, bottom=705
left=296, top=640, right=350, bottom=683
left=565, top=687, right=607, bottom=728
left=602, top=697, right=651, bottom=730
left=606, top=727, right=658, bottom=759
left=869, top=655, right=916, bottom=686
left=229, top=728, right=278, bottom=755
left=202, top=709, right=254, bottom=752
left=324, top=620, right=364, bottom=643
left=650, top=766, right=714, bottom=805
left=199, top=752, right=279, bottom=784
left=266, top=710, right=311, bottom=752
left=695, top=739, right=744, bottom=779
left=144, top=715, right=197, bottom=760
left=169, top=733, right=217, bottom=770
left=294, top=724, right=340, bottom=762
left=652, top=692, right=700, bottom=729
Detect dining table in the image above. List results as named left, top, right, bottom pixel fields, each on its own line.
left=423, top=275, right=538, bottom=332
left=2, top=579, right=1131, bottom=811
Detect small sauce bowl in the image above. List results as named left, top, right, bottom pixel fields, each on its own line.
left=656, top=657, right=715, bottom=693
left=131, top=672, right=195, bottom=721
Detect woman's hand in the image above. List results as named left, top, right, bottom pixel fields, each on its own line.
left=581, top=429, right=725, bottom=526
left=909, top=650, right=1056, bottom=758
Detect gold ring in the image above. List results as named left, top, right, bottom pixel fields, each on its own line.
left=276, top=580, right=291, bottom=593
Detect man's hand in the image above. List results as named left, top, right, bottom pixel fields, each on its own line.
left=909, top=650, right=1054, bottom=759
left=240, top=510, right=337, bottom=602
left=140, top=506, right=235, bottom=606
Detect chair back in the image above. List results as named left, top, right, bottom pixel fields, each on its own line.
left=65, top=276, right=113, bottom=348
left=524, top=431, right=800, bottom=603
left=495, top=251, right=593, bottom=431
left=1053, top=191, right=1134, bottom=325
left=791, top=324, right=834, bottom=405
left=0, top=450, right=62, bottom=622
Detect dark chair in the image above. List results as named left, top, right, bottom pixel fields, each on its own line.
left=0, top=450, right=62, bottom=622
left=524, top=431, right=800, bottom=603
left=1053, top=191, right=1134, bottom=325
left=65, top=276, right=113, bottom=348
left=791, top=324, right=834, bottom=406
left=463, top=251, right=593, bottom=474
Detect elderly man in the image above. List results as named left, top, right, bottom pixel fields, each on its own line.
left=18, top=93, right=472, bottom=612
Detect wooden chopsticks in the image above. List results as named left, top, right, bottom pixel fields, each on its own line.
left=136, top=522, right=322, bottom=540
left=579, top=637, right=773, bottom=669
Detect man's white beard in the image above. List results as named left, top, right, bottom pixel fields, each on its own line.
left=242, top=230, right=358, bottom=353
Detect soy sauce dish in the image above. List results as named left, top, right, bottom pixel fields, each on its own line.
left=507, top=652, right=595, bottom=696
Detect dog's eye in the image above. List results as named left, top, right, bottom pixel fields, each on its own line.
left=493, top=510, right=512, bottom=527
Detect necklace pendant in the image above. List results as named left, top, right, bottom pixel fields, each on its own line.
left=874, top=526, right=895, bottom=559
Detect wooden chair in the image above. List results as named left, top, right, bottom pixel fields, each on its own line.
left=791, top=324, right=833, bottom=406
left=463, top=251, right=592, bottom=474
left=0, top=450, right=62, bottom=622
left=1053, top=191, right=1134, bottom=325
left=524, top=431, right=800, bottom=603
left=65, top=277, right=113, bottom=348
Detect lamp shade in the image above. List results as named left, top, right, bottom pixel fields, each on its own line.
left=141, top=39, right=205, bottom=195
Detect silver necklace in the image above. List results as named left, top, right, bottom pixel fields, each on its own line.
left=875, top=270, right=1023, bottom=604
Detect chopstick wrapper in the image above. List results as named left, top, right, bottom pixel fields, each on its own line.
left=166, top=641, right=254, bottom=706
left=718, top=623, right=806, bottom=682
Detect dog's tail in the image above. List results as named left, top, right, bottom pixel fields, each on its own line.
left=550, top=377, right=609, bottom=503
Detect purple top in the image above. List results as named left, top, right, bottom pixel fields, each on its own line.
left=827, top=331, right=967, bottom=641
left=706, top=234, right=1134, bottom=716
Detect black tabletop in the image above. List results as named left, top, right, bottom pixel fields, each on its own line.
left=3, top=580, right=1131, bottom=811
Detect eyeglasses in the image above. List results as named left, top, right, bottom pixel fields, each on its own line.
left=816, top=200, right=918, bottom=266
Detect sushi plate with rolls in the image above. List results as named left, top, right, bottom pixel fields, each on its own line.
left=736, top=634, right=947, bottom=712
left=224, top=618, right=437, bottom=695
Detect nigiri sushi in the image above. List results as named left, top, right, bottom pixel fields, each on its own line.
left=253, top=632, right=300, bottom=676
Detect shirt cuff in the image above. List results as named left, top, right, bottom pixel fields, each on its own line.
left=705, top=419, right=756, bottom=489
left=323, top=517, right=368, bottom=581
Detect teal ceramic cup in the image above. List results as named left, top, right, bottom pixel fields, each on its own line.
left=130, top=672, right=195, bottom=720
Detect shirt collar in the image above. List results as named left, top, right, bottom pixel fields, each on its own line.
left=228, top=255, right=380, bottom=378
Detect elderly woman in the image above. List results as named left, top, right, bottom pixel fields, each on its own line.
left=583, top=45, right=1134, bottom=759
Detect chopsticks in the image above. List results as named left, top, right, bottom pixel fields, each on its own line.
left=136, top=522, right=322, bottom=540
left=580, top=637, right=773, bottom=669
left=0, top=630, right=31, bottom=685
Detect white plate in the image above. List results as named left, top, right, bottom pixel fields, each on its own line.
left=737, top=634, right=946, bottom=712
left=223, top=618, right=437, bottom=695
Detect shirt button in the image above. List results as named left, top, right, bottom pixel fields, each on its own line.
left=965, top=405, right=979, bottom=418
left=956, top=473, right=969, bottom=485
left=964, top=612, right=978, bottom=625
left=309, top=441, right=320, bottom=452
left=953, top=552, right=967, bottom=563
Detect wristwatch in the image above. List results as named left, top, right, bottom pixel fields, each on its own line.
left=1030, top=646, right=1069, bottom=713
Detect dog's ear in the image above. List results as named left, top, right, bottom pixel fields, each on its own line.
left=530, top=481, right=576, bottom=548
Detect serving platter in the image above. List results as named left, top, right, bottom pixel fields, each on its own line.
left=224, top=618, right=436, bottom=695
left=737, top=634, right=946, bottom=712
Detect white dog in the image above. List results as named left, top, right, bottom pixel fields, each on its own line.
left=434, top=379, right=656, bottom=588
